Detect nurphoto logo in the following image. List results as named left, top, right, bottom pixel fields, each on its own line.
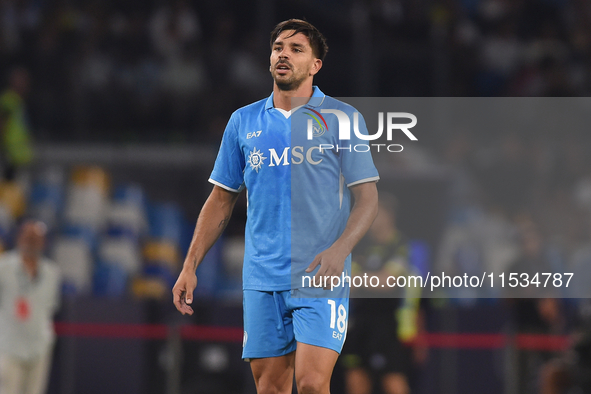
left=307, top=110, right=418, bottom=153
left=304, top=107, right=328, bottom=138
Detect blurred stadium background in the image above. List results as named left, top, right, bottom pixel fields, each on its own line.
left=1, top=0, right=591, bottom=393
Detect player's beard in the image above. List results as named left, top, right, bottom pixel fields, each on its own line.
left=272, top=63, right=308, bottom=91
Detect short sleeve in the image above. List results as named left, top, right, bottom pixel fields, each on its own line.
left=208, top=112, right=246, bottom=192
left=340, top=112, right=380, bottom=187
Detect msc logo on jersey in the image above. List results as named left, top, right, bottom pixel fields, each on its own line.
left=304, top=107, right=328, bottom=138
left=248, top=147, right=266, bottom=173
left=247, top=130, right=262, bottom=139
left=247, top=146, right=324, bottom=173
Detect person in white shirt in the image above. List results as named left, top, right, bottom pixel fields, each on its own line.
left=0, top=221, right=61, bottom=394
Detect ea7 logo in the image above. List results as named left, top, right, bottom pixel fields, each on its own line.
left=247, top=130, right=262, bottom=139
left=307, top=111, right=417, bottom=141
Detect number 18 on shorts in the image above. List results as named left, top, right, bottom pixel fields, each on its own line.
left=242, top=290, right=349, bottom=359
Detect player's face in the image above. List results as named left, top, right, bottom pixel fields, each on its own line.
left=17, top=222, right=46, bottom=258
left=270, top=30, right=322, bottom=91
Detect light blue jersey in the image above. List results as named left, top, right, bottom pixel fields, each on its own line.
left=209, top=86, right=379, bottom=291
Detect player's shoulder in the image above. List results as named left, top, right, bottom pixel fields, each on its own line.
left=231, top=97, right=269, bottom=119
left=41, top=257, right=61, bottom=281
left=0, top=250, right=18, bottom=264
left=0, top=250, right=19, bottom=274
left=221, top=97, right=268, bottom=135
left=320, top=95, right=359, bottom=115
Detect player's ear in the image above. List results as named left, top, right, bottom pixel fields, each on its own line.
left=310, top=59, right=322, bottom=76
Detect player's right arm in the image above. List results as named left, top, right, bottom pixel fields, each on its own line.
left=172, top=185, right=240, bottom=315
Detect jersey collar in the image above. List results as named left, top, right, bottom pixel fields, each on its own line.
left=265, top=86, right=326, bottom=110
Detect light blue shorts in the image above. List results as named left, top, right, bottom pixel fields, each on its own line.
left=242, top=289, right=349, bottom=360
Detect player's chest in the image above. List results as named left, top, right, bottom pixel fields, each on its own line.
left=1, top=270, right=48, bottom=308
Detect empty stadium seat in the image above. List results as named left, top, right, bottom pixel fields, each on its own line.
left=93, top=261, right=129, bottom=297
left=99, top=237, right=141, bottom=275
left=107, top=201, right=147, bottom=239
left=0, top=181, right=26, bottom=218
left=70, top=166, right=110, bottom=194
left=142, top=240, right=179, bottom=270
left=64, top=184, right=108, bottom=229
left=52, top=236, right=93, bottom=294
left=147, top=202, right=183, bottom=245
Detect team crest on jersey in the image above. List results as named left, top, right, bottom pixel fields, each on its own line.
left=248, top=147, right=266, bottom=173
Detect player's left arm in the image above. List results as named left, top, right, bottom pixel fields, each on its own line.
left=306, top=181, right=378, bottom=279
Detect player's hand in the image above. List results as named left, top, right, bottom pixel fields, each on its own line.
left=172, top=269, right=197, bottom=315
left=305, top=245, right=349, bottom=288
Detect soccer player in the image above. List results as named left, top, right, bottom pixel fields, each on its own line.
left=173, top=19, right=379, bottom=394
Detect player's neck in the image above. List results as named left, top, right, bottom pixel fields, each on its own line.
left=272, top=82, right=314, bottom=111
left=21, top=256, right=39, bottom=279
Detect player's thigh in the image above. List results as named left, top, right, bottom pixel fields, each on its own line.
left=250, top=353, right=295, bottom=394
left=294, top=342, right=339, bottom=393
left=24, top=349, right=53, bottom=394
left=0, top=355, right=26, bottom=394
left=291, top=296, right=349, bottom=353
left=243, top=290, right=297, bottom=360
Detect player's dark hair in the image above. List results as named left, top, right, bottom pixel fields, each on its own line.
left=270, top=19, right=328, bottom=61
